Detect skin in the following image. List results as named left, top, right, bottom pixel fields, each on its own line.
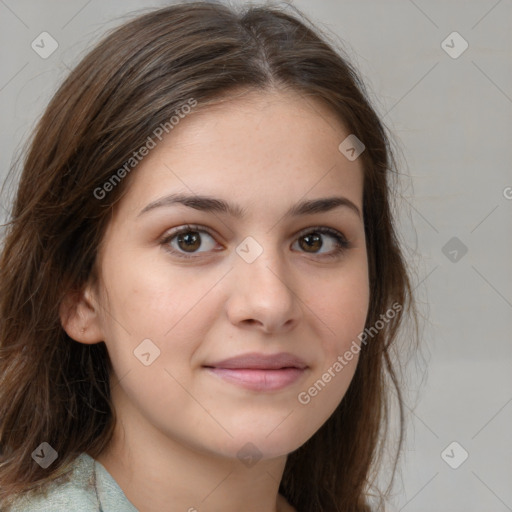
left=60, top=89, right=370, bottom=512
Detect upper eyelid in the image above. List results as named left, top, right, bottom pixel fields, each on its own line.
left=164, top=224, right=347, bottom=240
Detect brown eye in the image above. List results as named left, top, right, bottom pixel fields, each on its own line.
left=176, top=231, right=201, bottom=252
left=292, top=227, right=350, bottom=259
left=161, top=225, right=218, bottom=259
left=299, top=232, right=323, bottom=253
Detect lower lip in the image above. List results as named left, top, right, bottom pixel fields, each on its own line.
left=205, top=367, right=306, bottom=391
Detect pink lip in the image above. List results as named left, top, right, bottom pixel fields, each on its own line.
left=204, top=352, right=308, bottom=391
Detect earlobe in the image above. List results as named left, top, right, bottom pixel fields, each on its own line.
left=59, top=285, right=104, bottom=344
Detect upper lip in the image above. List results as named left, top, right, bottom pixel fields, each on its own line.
left=204, top=352, right=308, bottom=370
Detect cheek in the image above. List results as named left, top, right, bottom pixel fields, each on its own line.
left=97, top=251, right=224, bottom=381
left=315, top=257, right=370, bottom=357
left=100, top=250, right=208, bottom=337
left=323, top=286, right=369, bottom=364
left=298, top=256, right=369, bottom=405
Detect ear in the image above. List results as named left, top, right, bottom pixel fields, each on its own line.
left=59, top=284, right=104, bottom=344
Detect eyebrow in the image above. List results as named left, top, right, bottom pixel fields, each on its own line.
left=137, top=193, right=361, bottom=220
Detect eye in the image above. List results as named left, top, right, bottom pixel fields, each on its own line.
left=160, top=224, right=351, bottom=260
left=161, top=224, right=218, bottom=259
left=292, top=226, right=351, bottom=259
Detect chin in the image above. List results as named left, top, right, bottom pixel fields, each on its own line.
left=212, top=429, right=306, bottom=462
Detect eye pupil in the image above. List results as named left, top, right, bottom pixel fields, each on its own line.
left=300, top=233, right=322, bottom=253
left=178, top=231, right=200, bottom=252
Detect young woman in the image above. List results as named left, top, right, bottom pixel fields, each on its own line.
left=0, top=2, right=419, bottom=511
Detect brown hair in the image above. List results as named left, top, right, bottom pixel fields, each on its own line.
left=0, top=2, right=419, bottom=510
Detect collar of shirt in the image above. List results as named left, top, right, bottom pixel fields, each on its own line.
left=87, top=453, right=139, bottom=512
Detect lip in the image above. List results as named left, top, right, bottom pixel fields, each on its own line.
left=203, top=352, right=309, bottom=391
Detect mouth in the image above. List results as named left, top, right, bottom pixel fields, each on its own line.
left=203, top=352, right=309, bottom=391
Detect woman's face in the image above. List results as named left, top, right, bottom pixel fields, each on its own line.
left=82, top=89, right=369, bottom=461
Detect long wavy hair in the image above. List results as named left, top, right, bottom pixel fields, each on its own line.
left=0, top=2, right=419, bottom=510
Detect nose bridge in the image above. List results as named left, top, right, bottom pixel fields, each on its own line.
left=235, top=233, right=285, bottom=283
left=228, top=233, right=300, bottom=331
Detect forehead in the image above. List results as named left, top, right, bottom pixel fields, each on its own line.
left=114, top=89, right=364, bottom=222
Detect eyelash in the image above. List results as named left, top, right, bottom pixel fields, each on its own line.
left=160, top=224, right=352, bottom=261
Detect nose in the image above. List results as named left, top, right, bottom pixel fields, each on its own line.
left=225, top=241, right=302, bottom=334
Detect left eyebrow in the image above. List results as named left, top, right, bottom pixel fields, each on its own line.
left=137, top=193, right=361, bottom=220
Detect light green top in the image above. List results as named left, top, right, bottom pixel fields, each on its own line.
left=7, top=452, right=138, bottom=512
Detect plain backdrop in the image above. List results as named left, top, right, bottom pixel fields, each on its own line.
left=0, top=1, right=511, bottom=511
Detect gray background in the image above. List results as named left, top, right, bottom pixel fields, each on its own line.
left=1, top=1, right=511, bottom=510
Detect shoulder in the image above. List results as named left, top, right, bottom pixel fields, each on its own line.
left=6, top=453, right=100, bottom=512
